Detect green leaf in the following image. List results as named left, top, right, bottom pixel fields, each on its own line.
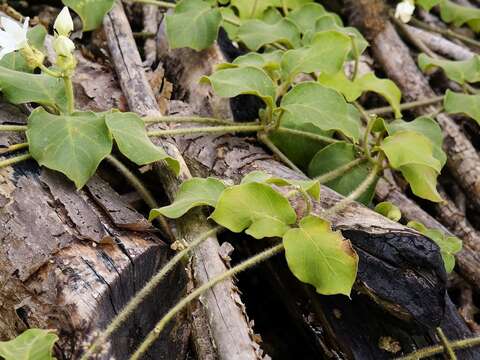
left=418, top=53, right=480, bottom=85
left=62, top=0, right=115, bottom=31
left=27, top=108, right=112, bottom=189
left=444, top=90, right=480, bottom=125
left=400, top=164, right=443, bottom=202
left=308, top=142, right=376, bottom=205
left=0, top=329, right=58, bottom=360
left=280, top=82, right=361, bottom=141
left=240, top=170, right=320, bottom=200
left=317, top=71, right=362, bottom=102
left=386, top=116, right=446, bottom=167
left=380, top=131, right=442, bottom=172
left=270, top=118, right=333, bottom=170
left=230, top=51, right=283, bottom=79
left=355, top=73, right=402, bottom=118
left=280, top=30, right=352, bottom=81
left=0, top=67, right=67, bottom=112
left=283, top=215, right=358, bottom=296
left=210, top=182, right=297, bottom=239
left=407, top=221, right=462, bottom=273
left=237, top=18, right=301, bottom=51
left=439, top=0, right=480, bottom=30
left=105, top=112, right=179, bottom=174
left=286, top=3, right=327, bottom=34
left=0, top=25, right=47, bottom=72
left=313, top=15, right=368, bottom=57
left=231, top=0, right=276, bottom=19
left=166, top=0, right=222, bottom=51
left=201, top=66, right=276, bottom=107
left=220, top=7, right=241, bottom=39
left=150, top=177, right=226, bottom=220
left=416, top=0, right=441, bottom=11
left=374, top=201, right=402, bottom=222
left=271, top=0, right=315, bottom=9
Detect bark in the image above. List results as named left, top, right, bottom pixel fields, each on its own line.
left=103, top=3, right=262, bottom=360
left=0, top=106, right=189, bottom=359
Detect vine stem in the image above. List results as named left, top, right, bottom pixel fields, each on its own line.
left=0, top=153, right=32, bottom=168
left=323, top=159, right=382, bottom=217
left=436, top=328, right=457, bottom=360
left=130, top=0, right=176, bottom=8
left=274, top=127, right=340, bottom=144
left=0, top=125, right=27, bottom=132
left=64, top=76, right=75, bottom=114
left=129, top=243, right=285, bottom=360
left=80, top=227, right=221, bottom=360
left=409, top=17, right=480, bottom=49
left=147, top=124, right=264, bottom=137
left=366, top=95, right=444, bottom=115
left=315, top=158, right=366, bottom=184
left=363, top=116, right=377, bottom=163
left=105, top=155, right=174, bottom=242
left=396, top=336, right=480, bottom=360
left=0, top=143, right=28, bottom=155
left=258, top=133, right=303, bottom=173
left=38, top=63, right=62, bottom=78
left=143, top=115, right=239, bottom=125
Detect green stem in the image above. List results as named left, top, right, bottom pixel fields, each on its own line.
left=366, top=95, right=444, bottom=115
left=409, top=17, right=480, bottom=50
left=271, top=42, right=288, bottom=51
left=0, top=153, right=32, bottom=168
left=0, top=125, right=27, bottom=132
left=250, top=0, right=259, bottom=18
left=0, top=142, right=28, bottom=155
left=63, top=76, right=75, bottom=114
left=436, top=328, right=457, bottom=360
left=363, top=116, right=377, bottom=163
left=323, top=159, right=382, bottom=216
left=258, top=133, right=303, bottom=174
left=130, top=0, right=176, bottom=8
left=396, top=336, right=480, bottom=360
left=38, top=63, right=62, bottom=77
left=298, top=187, right=312, bottom=216
left=80, top=227, right=221, bottom=360
left=315, top=158, right=366, bottom=184
left=143, top=115, right=240, bottom=125
left=282, top=0, right=289, bottom=15
left=223, top=16, right=241, bottom=27
left=130, top=243, right=285, bottom=360
left=275, top=127, right=340, bottom=144
left=147, top=124, right=264, bottom=137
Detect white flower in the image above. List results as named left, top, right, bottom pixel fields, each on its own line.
left=53, top=35, right=75, bottom=57
left=54, top=7, right=73, bottom=37
left=0, top=17, right=29, bottom=60
left=395, top=0, right=415, bottom=23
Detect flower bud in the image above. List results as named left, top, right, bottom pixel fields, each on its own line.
left=394, top=0, right=415, bottom=23
left=53, top=35, right=75, bottom=57
left=20, top=45, right=45, bottom=69
left=54, top=7, right=74, bottom=36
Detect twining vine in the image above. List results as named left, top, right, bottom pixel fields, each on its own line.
left=0, top=0, right=480, bottom=359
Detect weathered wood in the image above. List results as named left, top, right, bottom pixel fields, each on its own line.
left=103, top=3, right=261, bottom=360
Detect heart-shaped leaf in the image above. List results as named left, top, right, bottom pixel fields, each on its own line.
left=210, top=182, right=297, bottom=239
left=283, top=215, right=358, bottom=296
left=166, top=0, right=222, bottom=51
left=400, top=164, right=443, bottom=202
left=439, top=0, right=480, bottom=31
left=318, top=71, right=362, bottom=102
left=62, top=0, right=115, bottom=31
left=201, top=66, right=276, bottom=107
left=444, top=90, right=480, bottom=125
left=280, top=82, right=361, bottom=141
left=0, top=329, right=58, bottom=360
left=281, top=30, right=351, bottom=81
left=237, top=18, right=301, bottom=51
left=0, top=67, right=67, bottom=113
left=308, top=142, right=376, bottom=205
left=418, top=53, right=480, bottom=85
left=105, top=112, right=179, bottom=174
left=230, top=0, right=276, bottom=19
left=416, top=0, right=441, bottom=11
left=27, top=108, right=112, bottom=189
left=150, top=177, right=226, bottom=220
left=286, top=3, right=327, bottom=34
left=408, top=221, right=462, bottom=273
left=355, top=73, right=402, bottom=118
